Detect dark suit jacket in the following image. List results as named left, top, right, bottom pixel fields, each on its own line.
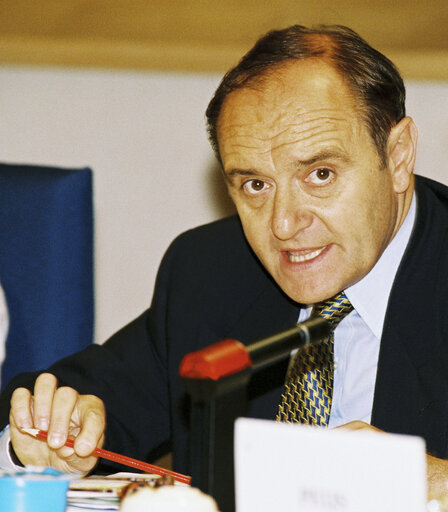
left=1, top=175, right=448, bottom=472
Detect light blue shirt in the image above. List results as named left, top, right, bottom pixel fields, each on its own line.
left=298, top=194, right=416, bottom=428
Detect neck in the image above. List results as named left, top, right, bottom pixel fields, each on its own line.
left=393, top=174, right=415, bottom=238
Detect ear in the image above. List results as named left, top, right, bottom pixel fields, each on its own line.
left=386, top=116, right=418, bottom=194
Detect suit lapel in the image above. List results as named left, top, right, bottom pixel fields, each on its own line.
left=372, top=177, right=448, bottom=456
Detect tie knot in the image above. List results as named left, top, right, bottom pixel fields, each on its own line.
left=311, top=291, right=353, bottom=329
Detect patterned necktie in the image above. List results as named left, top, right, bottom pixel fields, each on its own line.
left=276, top=291, right=353, bottom=426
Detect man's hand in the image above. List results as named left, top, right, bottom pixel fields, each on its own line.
left=9, top=373, right=105, bottom=475
left=334, top=420, right=383, bottom=434
left=336, top=421, right=448, bottom=498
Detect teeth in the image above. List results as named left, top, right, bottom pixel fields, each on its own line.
left=287, top=246, right=326, bottom=263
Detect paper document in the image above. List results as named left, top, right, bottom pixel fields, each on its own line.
left=235, top=418, right=427, bottom=512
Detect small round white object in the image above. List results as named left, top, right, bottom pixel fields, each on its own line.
left=120, top=485, right=219, bottom=512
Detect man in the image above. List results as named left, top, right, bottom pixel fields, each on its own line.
left=1, top=25, right=448, bottom=494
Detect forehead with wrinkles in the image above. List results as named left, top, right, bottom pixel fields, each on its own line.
left=217, top=59, right=365, bottom=165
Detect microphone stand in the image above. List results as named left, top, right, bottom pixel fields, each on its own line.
left=179, top=317, right=331, bottom=512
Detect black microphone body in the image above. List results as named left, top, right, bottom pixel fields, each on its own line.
left=247, top=316, right=332, bottom=370
left=180, top=316, right=333, bottom=512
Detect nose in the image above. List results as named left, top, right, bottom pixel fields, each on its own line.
left=271, top=189, right=313, bottom=241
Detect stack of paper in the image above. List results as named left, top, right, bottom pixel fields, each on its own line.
left=67, top=473, right=160, bottom=511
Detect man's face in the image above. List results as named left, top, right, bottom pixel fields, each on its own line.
left=217, top=59, right=407, bottom=304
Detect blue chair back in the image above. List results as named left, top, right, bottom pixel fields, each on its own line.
left=0, top=163, right=94, bottom=388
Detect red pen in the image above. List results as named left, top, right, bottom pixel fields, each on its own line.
left=22, top=428, right=191, bottom=485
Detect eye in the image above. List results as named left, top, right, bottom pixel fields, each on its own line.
left=242, top=179, right=270, bottom=195
left=306, top=168, right=334, bottom=185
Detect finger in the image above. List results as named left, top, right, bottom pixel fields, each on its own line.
left=10, top=387, right=34, bottom=430
left=333, top=420, right=366, bottom=430
left=335, top=420, right=369, bottom=430
left=10, top=408, right=52, bottom=467
left=47, top=386, right=79, bottom=449
left=32, top=373, right=58, bottom=431
left=333, top=421, right=383, bottom=433
left=73, top=396, right=106, bottom=457
left=54, top=444, right=99, bottom=476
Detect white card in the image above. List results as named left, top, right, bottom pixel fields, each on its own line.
left=235, top=418, right=426, bottom=512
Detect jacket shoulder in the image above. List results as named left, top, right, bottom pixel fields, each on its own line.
left=172, top=215, right=247, bottom=252
left=161, top=215, right=269, bottom=290
left=416, top=175, right=448, bottom=209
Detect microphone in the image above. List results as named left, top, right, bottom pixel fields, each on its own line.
left=247, top=316, right=331, bottom=370
left=179, top=316, right=332, bottom=512
left=179, top=316, right=331, bottom=380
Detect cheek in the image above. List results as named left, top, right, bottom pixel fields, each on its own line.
left=241, top=217, right=269, bottom=248
left=238, top=214, right=276, bottom=262
left=334, top=186, right=396, bottom=259
left=234, top=200, right=272, bottom=235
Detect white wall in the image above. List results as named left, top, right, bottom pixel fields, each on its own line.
left=0, top=65, right=447, bottom=343
left=406, top=82, right=448, bottom=182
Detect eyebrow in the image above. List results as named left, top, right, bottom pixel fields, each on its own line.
left=225, top=150, right=351, bottom=180
left=293, top=150, right=352, bottom=168
left=226, top=168, right=258, bottom=177
left=224, top=168, right=259, bottom=184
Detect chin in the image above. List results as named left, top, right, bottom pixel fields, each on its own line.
left=281, top=280, right=345, bottom=305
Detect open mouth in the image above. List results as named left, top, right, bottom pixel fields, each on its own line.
left=286, top=245, right=328, bottom=263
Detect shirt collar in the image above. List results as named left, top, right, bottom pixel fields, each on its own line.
left=344, top=193, right=416, bottom=339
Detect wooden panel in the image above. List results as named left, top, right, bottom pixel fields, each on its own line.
left=1, top=0, right=448, bottom=79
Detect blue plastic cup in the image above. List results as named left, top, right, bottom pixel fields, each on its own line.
left=0, top=468, right=71, bottom=512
